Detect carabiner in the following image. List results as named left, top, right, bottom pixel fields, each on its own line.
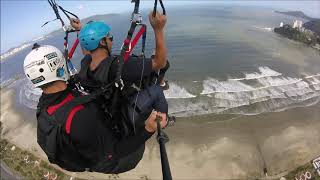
left=131, top=12, right=143, bottom=24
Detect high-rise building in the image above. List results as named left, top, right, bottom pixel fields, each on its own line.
left=293, top=20, right=303, bottom=29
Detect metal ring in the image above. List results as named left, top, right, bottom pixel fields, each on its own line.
left=300, top=174, right=306, bottom=180
left=305, top=171, right=312, bottom=179
left=24, top=156, right=29, bottom=161
left=50, top=173, right=57, bottom=180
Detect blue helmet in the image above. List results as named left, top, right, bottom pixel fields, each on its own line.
left=79, top=21, right=111, bottom=51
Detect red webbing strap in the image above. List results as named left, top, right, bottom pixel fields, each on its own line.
left=68, top=39, right=79, bottom=60
left=124, top=25, right=146, bottom=62
left=47, top=94, right=74, bottom=115
left=65, top=105, right=84, bottom=134
left=46, top=93, right=84, bottom=134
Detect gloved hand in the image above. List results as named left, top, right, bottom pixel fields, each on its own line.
left=70, top=18, right=82, bottom=31
left=145, top=110, right=167, bottom=133
left=149, top=11, right=167, bottom=32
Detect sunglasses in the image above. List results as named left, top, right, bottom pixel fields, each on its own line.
left=106, top=34, right=113, bottom=42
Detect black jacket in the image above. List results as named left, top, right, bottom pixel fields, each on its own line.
left=36, top=87, right=153, bottom=172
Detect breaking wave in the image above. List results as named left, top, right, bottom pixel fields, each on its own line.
left=0, top=77, right=17, bottom=89
left=1, top=43, right=32, bottom=61
left=32, top=35, right=48, bottom=42
left=252, top=26, right=273, bottom=32
left=1, top=35, right=50, bottom=61
left=19, top=80, right=42, bottom=109
left=229, top=66, right=282, bottom=81
left=16, top=67, right=320, bottom=117
left=169, top=67, right=320, bottom=117
left=164, top=82, right=196, bottom=99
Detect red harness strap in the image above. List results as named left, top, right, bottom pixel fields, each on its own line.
left=68, top=39, right=79, bottom=60
left=65, top=105, right=83, bottom=134
left=47, top=93, right=84, bottom=134
left=123, top=25, right=146, bottom=62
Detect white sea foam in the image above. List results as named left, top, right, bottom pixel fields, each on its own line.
left=169, top=68, right=320, bottom=117
left=1, top=35, right=49, bottom=62
left=313, top=84, right=320, bottom=91
left=305, top=74, right=320, bottom=79
left=169, top=92, right=319, bottom=117
left=164, top=82, right=196, bottom=99
left=201, top=78, right=255, bottom=94
left=252, top=26, right=273, bottom=32
left=32, top=35, right=47, bottom=42
left=1, top=43, right=32, bottom=61
left=246, top=66, right=282, bottom=79
left=0, top=78, right=16, bottom=88
left=306, top=76, right=320, bottom=85
left=230, top=66, right=282, bottom=81
left=19, top=80, right=42, bottom=109
left=13, top=65, right=320, bottom=117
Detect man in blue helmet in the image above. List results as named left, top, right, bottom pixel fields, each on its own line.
left=70, top=11, right=172, bottom=136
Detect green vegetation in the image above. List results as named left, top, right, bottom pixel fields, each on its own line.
left=284, top=161, right=320, bottom=180
left=0, top=139, right=73, bottom=180
left=1, top=137, right=319, bottom=180
left=304, top=20, right=320, bottom=37
left=1, top=122, right=319, bottom=179
left=274, top=25, right=319, bottom=46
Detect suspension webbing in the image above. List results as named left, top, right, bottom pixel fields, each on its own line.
left=42, top=0, right=79, bottom=75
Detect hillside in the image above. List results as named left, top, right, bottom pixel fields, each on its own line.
left=274, top=25, right=319, bottom=46
left=275, top=11, right=317, bottom=21
left=303, top=20, right=320, bottom=37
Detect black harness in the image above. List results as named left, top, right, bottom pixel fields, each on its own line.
left=36, top=84, right=117, bottom=172
left=74, top=55, right=147, bottom=137
left=110, top=0, right=167, bottom=135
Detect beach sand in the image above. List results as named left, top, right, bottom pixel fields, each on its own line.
left=1, top=87, right=319, bottom=179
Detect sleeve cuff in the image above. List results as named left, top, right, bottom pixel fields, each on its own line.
left=141, top=128, right=155, bottom=139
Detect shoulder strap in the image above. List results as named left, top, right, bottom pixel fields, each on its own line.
left=37, top=88, right=113, bottom=170
left=53, top=83, right=115, bottom=117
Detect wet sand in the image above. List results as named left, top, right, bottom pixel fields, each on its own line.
left=1, top=88, right=320, bottom=179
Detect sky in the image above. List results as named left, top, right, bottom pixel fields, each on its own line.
left=1, top=0, right=320, bottom=54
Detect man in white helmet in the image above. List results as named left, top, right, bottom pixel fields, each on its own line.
left=23, top=44, right=167, bottom=173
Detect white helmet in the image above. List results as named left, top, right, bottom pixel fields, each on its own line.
left=23, top=45, right=69, bottom=88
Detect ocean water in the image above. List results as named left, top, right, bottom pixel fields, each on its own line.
left=1, top=5, right=319, bottom=117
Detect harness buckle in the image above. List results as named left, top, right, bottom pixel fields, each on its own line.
left=115, top=79, right=124, bottom=90
left=62, top=25, right=74, bottom=32
left=120, top=42, right=132, bottom=53
left=131, top=12, right=142, bottom=24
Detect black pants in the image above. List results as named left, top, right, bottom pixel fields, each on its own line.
left=92, top=85, right=167, bottom=174
left=111, top=144, right=145, bottom=173
left=126, top=85, right=168, bottom=130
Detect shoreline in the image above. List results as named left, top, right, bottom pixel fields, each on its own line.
left=1, top=88, right=320, bottom=179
